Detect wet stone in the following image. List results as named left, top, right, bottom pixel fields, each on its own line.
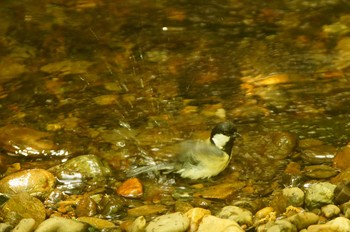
left=145, top=212, right=189, bottom=232
left=333, top=179, right=350, bottom=204
left=196, top=182, right=245, bottom=199
left=283, top=187, right=305, bottom=207
left=0, top=125, right=67, bottom=157
left=49, top=154, right=112, bottom=194
left=300, top=144, right=336, bottom=165
left=75, top=196, right=98, bottom=217
left=333, top=142, right=350, bottom=170
left=127, top=204, right=168, bottom=217
left=0, top=192, right=46, bottom=227
left=282, top=162, right=304, bottom=187
left=0, top=169, right=55, bottom=198
left=303, top=164, right=339, bottom=179
left=288, top=212, right=319, bottom=231
left=97, top=194, right=125, bottom=217
left=117, top=177, right=143, bottom=198
left=77, top=217, right=117, bottom=230
left=233, top=131, right=297, bottom=181
left=305, top=182, right=336, bottom=210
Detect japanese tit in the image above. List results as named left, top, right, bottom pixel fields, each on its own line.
left=127, top=121, right=238, bottom=180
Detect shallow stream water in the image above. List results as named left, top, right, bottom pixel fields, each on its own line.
left=1, top=0, right=350, bottom=225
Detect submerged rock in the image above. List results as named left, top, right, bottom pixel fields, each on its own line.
left=49, top=154, right=112, bottom=194
left=117, top=177, right=143, bottom=198
left=334, top=142, right=350, bottom=170
left=0, top=125, right=68, bottom=157
left=0, top=169, right=55, bottom=198
left=0, top=192, right=46, bottom=227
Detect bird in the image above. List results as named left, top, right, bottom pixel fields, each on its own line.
left=127, top=121, right=238, bottom=180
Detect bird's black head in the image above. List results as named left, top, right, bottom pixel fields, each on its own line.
left=210, top=121, right=238, bottom=155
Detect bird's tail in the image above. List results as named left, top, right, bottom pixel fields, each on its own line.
left=126, top=163, right=176, bottom=177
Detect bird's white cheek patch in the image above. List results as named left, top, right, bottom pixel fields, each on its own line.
left=212, top=133, right=230, bottom=149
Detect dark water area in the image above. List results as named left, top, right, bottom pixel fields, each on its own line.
left=1, top=0, right=350, bottom=229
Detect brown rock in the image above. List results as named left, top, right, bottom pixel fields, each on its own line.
left=127, top=204, right=167, bottom=217
left=196, top=182, right=245, bottom=199
left=0, top=125, right=57, bottom=157
left=117, top=177, right=143, bottom=198
left=75, top=196, right=98, bottom=217
left=0, top=169, right=56, bottom=198
left=334, top=143, right=350, bottom=170
left=77, top=217, right=116, bottom=230
left=0, top=192, right=46, bottom=227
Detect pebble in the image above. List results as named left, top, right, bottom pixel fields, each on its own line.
left=197, top=215, right=244, bottom=232
left=282, top=187, right=305, bottom=207
left=307, top=216, right=350, bottom=232
left=305, top=182, right=336, bottom=209
left=117, top=177, right=143, bottom=198
left=288, top=212, right=319, bottom=231
left=145, top=212, right=189, bottom=232
left=35, top=217, right=88, bottom=232
left=0, top=169, right=56, bottom=198
left=0, top=192, right=46, bottom=227
left=216, top=206, right=253, bottom=227
left=185, top=208, right=211, bottom=232
left=12, top=218, right=36, bottom=232
left=321, top=204, right=340, bottom=218
left=254, top=207, right=276, bottom=226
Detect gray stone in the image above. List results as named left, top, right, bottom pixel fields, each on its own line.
left=305, top=182, right=336, bottom=209
left=282, top=187, right=304, bottom=207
